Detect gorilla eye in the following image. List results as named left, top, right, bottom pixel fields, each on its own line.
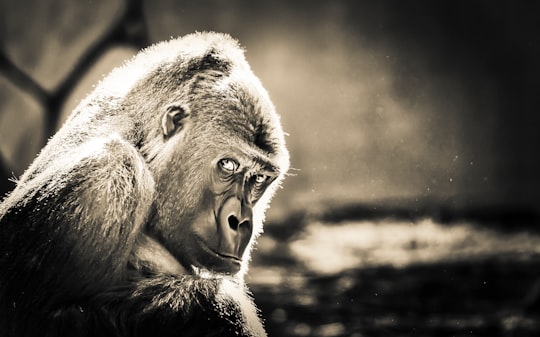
left=219, top=158, right=238, bottom=172
left=254, top=174, right=267, bottom=184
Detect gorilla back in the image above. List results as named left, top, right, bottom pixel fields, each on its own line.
left=0, top=32, right=289, bottom=337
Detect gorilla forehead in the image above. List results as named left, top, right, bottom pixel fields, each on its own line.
left=188, top=78, right=281, bottom=156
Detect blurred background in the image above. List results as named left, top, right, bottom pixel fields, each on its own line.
left=1, top=1, right=540, bottom=336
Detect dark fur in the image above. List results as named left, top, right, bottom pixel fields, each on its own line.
left=0, top=32, right=289, bottom=337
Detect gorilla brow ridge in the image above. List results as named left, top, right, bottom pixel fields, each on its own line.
left=225, top=141, right=280, bottom=176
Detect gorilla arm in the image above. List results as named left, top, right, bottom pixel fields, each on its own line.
left=0, top=135, right=154, bottom=327
left=50, top=275, right=265, bottom=337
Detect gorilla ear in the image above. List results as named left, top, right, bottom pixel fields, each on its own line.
left=162, top=104, right=189, bottom=138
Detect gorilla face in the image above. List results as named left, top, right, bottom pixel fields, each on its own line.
left=185, top=154, right=278, bottom=274
left=146, top=81, right=285, bottom=276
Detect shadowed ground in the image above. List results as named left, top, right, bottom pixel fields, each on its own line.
left=248, top=211, right=540, bottom=337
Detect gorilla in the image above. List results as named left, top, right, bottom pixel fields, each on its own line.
left=0, top=32, right=289, bottom=337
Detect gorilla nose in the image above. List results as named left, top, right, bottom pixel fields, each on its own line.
left=218, top=197, right=253, bottom=259
left=227, top=214, right=250, bottom=231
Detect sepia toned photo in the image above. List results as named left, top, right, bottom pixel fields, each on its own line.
left=1, top=1, right=539, bottom=336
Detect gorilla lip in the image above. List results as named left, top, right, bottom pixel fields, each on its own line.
left=216, top=252, right=242, bottom=262
left=195, top=236, right=242, bottom=273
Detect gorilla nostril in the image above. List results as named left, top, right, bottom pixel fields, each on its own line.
left=239, top=220, right=251, bottom=231
left=228, top=216, right=251, bottom=232
left=228, top=215, right=239, bottom=230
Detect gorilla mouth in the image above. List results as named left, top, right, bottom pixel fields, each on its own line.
left=216, top=252, right=242, bottom=262
left=195, top=237, right=242, bottom=274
